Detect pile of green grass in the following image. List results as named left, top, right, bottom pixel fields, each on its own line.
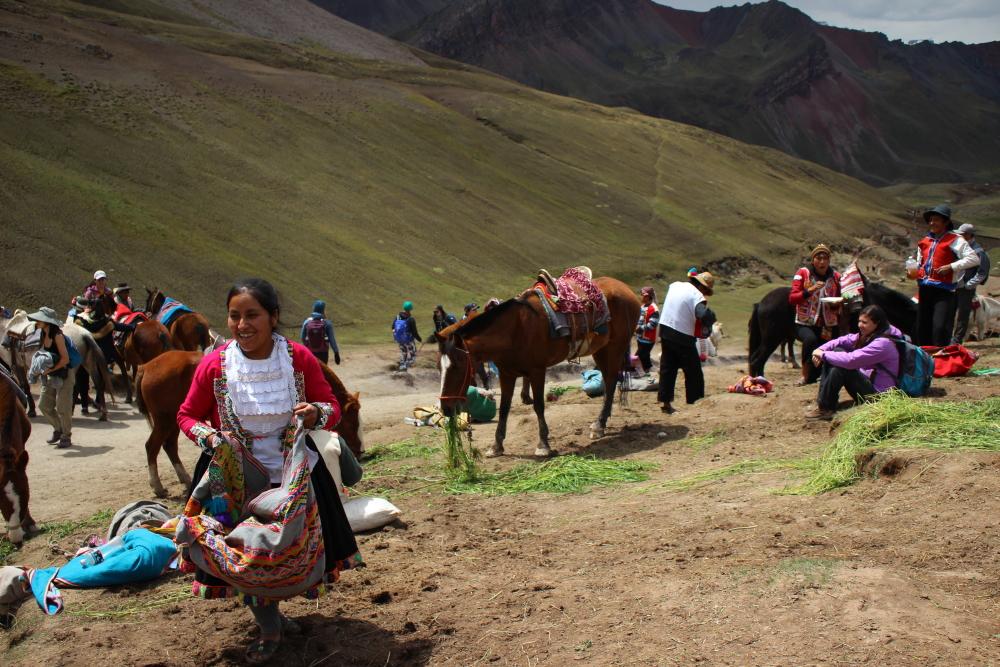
left=787, top=392, right=1000, bottom=495
left=447, top=456, right=655, bottom=495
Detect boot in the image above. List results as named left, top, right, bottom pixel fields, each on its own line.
left=57, top=435, right=72, bottom=449
left=46, top=430, right=62, bottom=444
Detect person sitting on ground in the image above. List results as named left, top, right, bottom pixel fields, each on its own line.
left=805, top=305, right=902, bottom=420
left=300, top=300, right=340, bottom=366
left=789, top=244, right=842, bottom=385
left=909, top=204, right=980, bottom=346
left=952, top=223, right=992, bottom=344
left=392, top=301, right=421, bottom=371
left=432, top=305, right=458, bottom=333
left=27, top=307, right=77, bottom=448
left=635, top=287, right=659, bottom=378
left=658, top=271, right=716, bottom=414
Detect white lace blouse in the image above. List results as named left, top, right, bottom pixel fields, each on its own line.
left=225, top=334, right=317, bottom=481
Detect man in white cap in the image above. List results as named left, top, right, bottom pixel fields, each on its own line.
left=952, top=223, right=992, bottom=344
left=84, top=270, right=112, bottom=303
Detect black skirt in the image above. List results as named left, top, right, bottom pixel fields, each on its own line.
left=186, top=437, right=362, bottom=593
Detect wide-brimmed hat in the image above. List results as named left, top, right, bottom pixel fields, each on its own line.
left=810, top=243, right=832, bottom=259
left=76, top=297, right=93, bottom=308
left=923, top=204, right=952, bottom=222
left=691, top=272, right=715, bottom=295
left=93, top=270, right=108, bottom=280
left=113, top=283, right=131, bottom=295
left=27, top=306, right=62, bottom=327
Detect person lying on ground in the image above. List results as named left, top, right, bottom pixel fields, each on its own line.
left=805, top=305, right=901, bottom=421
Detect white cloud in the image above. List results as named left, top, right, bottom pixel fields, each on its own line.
left=653, top=1, right=1000, bottom=43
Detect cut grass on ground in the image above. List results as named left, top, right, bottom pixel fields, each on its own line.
left=643, top=393, right=1000, bottom=495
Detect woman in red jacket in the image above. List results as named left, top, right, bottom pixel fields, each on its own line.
left=789, top=244, right=842, bottom=385
left=177, top=278, right=361, bottom=664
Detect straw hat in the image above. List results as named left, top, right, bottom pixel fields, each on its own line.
left=691, top=272, right=715, bottom=296
left=27, top=306, right=62, bottom=328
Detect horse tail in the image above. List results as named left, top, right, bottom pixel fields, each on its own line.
left=135, top=365, right=152, bottom=427
left=748, top=303, right=761, bottom=360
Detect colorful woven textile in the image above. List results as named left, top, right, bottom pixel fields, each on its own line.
left=552, top=267, right=610, bottom=325
left=727, top=375, right=774, bottom=397
left=156, top=297, right=193, bottom=328
left=839, top=261, right=865, bottom=300
left=162, top=420, right=328, bottom=604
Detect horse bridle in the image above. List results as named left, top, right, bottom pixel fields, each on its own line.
left=438, top=334, right=475, bottom=403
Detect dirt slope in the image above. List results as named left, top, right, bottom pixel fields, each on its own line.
left=2, top=333, right=999, bottom=665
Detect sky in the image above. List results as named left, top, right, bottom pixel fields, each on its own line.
left=653, top=1, right=1000, bottom=44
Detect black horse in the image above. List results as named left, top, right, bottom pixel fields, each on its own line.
left=748, top=271, right=917, bottom=377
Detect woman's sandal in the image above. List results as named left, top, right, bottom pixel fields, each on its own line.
left=246, top=636, right=281, bottom=665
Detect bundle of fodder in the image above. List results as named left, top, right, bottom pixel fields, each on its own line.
left=446, top=456, right=655, bottom=496
left=789, top=391, right=1000, bottom=495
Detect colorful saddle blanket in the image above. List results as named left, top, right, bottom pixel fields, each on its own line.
left=535, top=267, right=610, bottom=329
left=156, top=297, right=193, bottom=328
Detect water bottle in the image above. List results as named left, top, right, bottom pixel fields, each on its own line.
left=78, top=538, right=127, bottom=568
left=905, top=256, right=918, bottom=279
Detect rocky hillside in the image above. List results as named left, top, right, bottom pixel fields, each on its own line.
left=0, top=0, right=903, bottom=340
left=317, top=0, right=1000, bottom=185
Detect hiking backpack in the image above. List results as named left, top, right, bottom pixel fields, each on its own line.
left=304, top=318, right=327, bottom=353
left=393, top=317, right=413, bottom=344
left=890, top=337, right=934, bottom=397
left=64, top=335, right=82, bottom=369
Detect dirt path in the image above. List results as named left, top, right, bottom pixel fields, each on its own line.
left=4, top=338, right=1000, bottom=666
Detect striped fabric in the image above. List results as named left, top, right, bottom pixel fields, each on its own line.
left=162, top=420, right=328, bottom=603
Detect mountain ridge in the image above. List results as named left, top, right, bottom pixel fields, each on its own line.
left=315, top=0, right=1000, bottom=185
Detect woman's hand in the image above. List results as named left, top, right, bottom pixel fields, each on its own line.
left=808, top=283, right=824, bottom=294
left=812, top=349, right=825, bottom=367
left=293, top=402, right=319, bottom=429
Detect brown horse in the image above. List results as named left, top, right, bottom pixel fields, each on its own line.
left=144, top=289, right=211, bottom=351
left=436, top=277, right=640, bottom=457
left=136, top=351, right=364, bottom=497
left=123, top=320, right=172, bottom=382
left=0, top=370, right=37, bottom=545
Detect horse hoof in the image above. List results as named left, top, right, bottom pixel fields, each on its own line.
left=27, top=412, right=36, bottom=419
left=152, top=487, right=169, bottom=499
left=534, top=447, right=553, bottom=458
left=590, top=426, right=605, bottom=440
left=485, top=447, right=504, bottom=458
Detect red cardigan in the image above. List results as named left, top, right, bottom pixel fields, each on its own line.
left=177, top=339, right=341, bottom=448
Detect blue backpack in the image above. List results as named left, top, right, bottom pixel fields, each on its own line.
left=63, top=335, right=82, bottom=369
left=393, top=317, right=413, bottom=344
left=890, top=337, right=934, bottom=397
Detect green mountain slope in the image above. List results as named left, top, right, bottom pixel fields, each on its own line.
left=0, top=0, right=903, bottom=341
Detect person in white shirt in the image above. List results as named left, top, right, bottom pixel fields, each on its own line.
left=657, top=271, right=716, bottom=413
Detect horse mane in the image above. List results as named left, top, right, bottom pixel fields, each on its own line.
left=447, top=298, right=526, bottom=337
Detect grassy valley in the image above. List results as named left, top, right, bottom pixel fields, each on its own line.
left=0, top=0, right=904, bottom=341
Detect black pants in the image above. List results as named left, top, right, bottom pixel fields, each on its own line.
left=657, top=327, right=703, bottom=405
left=917, top=284, right=957, bottom=347
left=795, top=325, right=824, bottom=383
left=636, top=340, right=654, bottom=372
left=817, top=362, right=876, bottom=411
left=311, top=348, right=329, bottom=365
left=951, top=288, right=975, bottom=344
left=473, top=362, right=490, bottom=390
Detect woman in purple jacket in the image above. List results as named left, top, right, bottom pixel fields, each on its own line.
left=805, top=305, right=901, bottom=420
